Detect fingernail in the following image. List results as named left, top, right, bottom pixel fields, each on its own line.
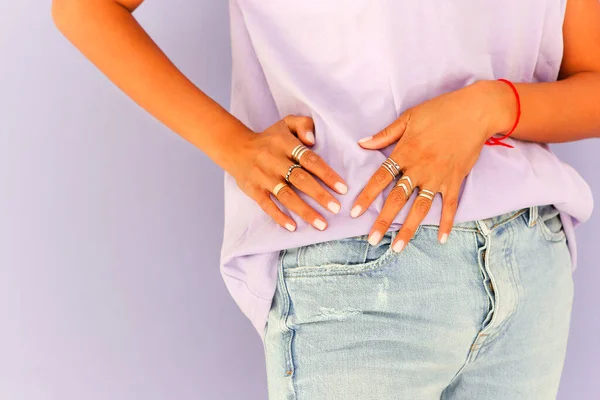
left=313, top=219, right=327, bottom=231
left=368, top=231, right=381, bottom=246
left=285, top=223, right=296, bottom=232
left=440, top=233, right=448, bottom=244
left=392, top=240, right=405, bottom=253
left=350, top=205, right=362, bottom=218
left=327, top=201, right=341, bottom=214
left=335, top=182, right=348, bottom=194
left=358, top=135, right=373, bottom=144
left=305, top=131, right=315, bottom=145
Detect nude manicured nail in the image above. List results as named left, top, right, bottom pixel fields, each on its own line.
left=358, top=135, right=373, bottom=143
left=440, top=233, right=448, bottom=244
left=305, top=131, right=315, bottom=145
left=368, top=231, right=382, bottom=246
left=350, top=205, right=362, bottom=218
left=328, top=201, right=341, bottom=214
left=392, top=240, right=405, bottom=253
left=285, top=223, right=296, bottom=232
left=313, top=219, right=327, bottom=231
left=335, top=182, right=348, bottom=194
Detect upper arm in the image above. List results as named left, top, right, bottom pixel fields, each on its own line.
left=559, top=0, right=600, bottom=79
left=52, top=0, right=145, bottom=16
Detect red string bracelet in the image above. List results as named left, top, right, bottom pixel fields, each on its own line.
left=484, top=78, right=521, bottom=149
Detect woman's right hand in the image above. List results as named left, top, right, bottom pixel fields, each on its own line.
left=226, top=115, right=348, bottom=232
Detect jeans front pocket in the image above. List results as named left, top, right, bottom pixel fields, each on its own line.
left=282, top=228, right=419, bottom=278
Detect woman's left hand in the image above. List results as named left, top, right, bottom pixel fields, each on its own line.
left=351, top=80, right=515, bottom=252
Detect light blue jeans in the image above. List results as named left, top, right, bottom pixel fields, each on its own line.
left=263, top=204, right=574, bottom=399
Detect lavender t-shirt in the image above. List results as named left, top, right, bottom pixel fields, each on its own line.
left=220, top=0, right=594, bottom=341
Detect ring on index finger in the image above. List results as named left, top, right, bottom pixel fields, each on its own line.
left=381, top=157, right=401, bottom=179
left=291, top=144, right=310, bottom=164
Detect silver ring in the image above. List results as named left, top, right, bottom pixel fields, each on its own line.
left=285, top=164, right=303, bottom=183
left=394, top=182, right=410, bottom=198
left=417, top=189, right=435, bottom=201
left=291, top=144, right=309, bottom=164
left=397, top=175, right=414, bottom=192
left=272, top=182, right=288, bottom=196
left=381, top=157, right=401, bottom=179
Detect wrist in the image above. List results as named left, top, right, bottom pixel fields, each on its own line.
left=217, top=126, right=257, bottom=176
left=472, top=79, right=518, bottom=139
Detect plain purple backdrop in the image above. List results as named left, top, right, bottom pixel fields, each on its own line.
left=0, top=1, right=598, bottom=399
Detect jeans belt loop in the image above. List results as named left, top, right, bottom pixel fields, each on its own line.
left=476, top=218, right=491, bottom=236
left=390, top=229, right=398, bottom=248
left=527, top=205, right=538, bottom=227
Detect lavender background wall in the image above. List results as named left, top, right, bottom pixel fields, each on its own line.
left=0, top=1, right=598, bottom=399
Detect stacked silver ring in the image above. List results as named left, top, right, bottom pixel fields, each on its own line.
left=418, top=189, right=436, bottom=201
left=285, top=164, right=303, bottom=183
left=291, top=144, right=309, bottom=164
left=382, top=157, right=401, bottom=179
left=394, top=175, right=414, bottom=197
left=272, top=182, right=288, bottom=196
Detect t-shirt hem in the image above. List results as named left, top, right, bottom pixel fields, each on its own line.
left=220, top=270, right=274, bottom=344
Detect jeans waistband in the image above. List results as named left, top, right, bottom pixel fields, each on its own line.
left=344, top=205, right=553, bottom=244
left=452, top=205, right=541, bottom=235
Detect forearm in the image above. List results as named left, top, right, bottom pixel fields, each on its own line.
left=486, top=72, right=600, bottom=144
left=51, top=0, right=253, bottom=171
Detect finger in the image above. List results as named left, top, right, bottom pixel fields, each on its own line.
left=254, top=191, right=297, bottom=232
left=283, top=136, right=348, bottom=195
left=350, top=159, right=399, bottom=218
left=285, top=163, right=341, bottom=214
left=392, top=185, right=437, bottom=252
left=367, top=182, right=411, bottom=245
left=282, top=115, right=316, bottom=146
left=357, top=112, right=410, bottom=149
left=272, top=180, right=328, bottom=231
left=438, top=183, right=461, bottom=244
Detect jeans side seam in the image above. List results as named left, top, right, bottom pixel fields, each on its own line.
left=277, top=249, right=298, bottom=399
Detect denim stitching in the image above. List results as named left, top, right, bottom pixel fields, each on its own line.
left=420, top=225, right=478, bottom=233
left=419, top=208, right=529, bottom=235
left=442, top=229, right=491, bottom=386
left=277, top=249, right=298, bottom=396
left=487, top=208, right=529, bottom=232
left=283, top=245, right=397, bottom=278
left=479, top=219, right=523, bottom=350
left=360, top=239, right=370, bottom=264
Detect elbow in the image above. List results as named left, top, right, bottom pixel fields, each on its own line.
left=51, top=0, right=65, bottom=30
left=51, top=0, right=81, bottom=32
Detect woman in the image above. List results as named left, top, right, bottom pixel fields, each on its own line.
left=52, top=0, right=598, bottom=398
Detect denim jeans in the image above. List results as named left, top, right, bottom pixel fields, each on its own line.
left=263, top=204, right=574, bottom=399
